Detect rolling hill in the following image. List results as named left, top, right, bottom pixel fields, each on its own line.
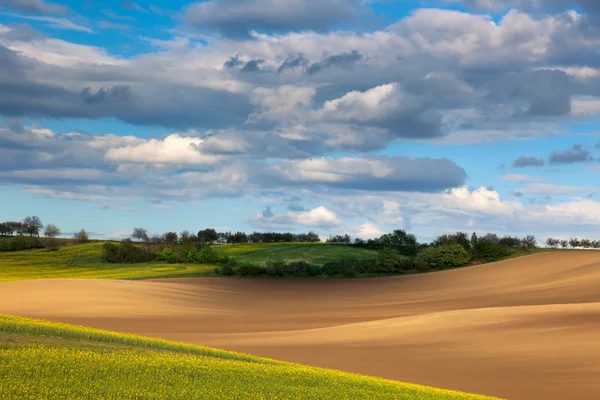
left=0, top=314, right=494, bottom=400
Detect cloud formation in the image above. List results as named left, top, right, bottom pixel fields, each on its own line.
left=548, top=145, right=594, bottom=165
left=184, top=0, right=364, bottom=38
left=251, top=206, right=342, bottom=229
left=512, top=156, right=546, bottom=168
left=0, top=0, right=68, bottom=14
left=2, top=2, right=600, bottom=238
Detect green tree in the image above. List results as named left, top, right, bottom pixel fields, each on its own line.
left=197, top=228, right=218, bottom=244
left=376, top=247, right=401, bottom=273
left=434, top=244, right=471, bottom=268
left=379, top=229, right=419, bottom=256
left=22, top=216, right=43, bottom=237
left=471, top=232, right=478, bottom=248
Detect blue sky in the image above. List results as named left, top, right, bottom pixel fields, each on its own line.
left=0, top=0, right=599, bottom=242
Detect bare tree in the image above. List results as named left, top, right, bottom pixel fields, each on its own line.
left=560, top=240, right=569, bottom=249
left=521, top=235, right=537, bottom=249
left=44, top=224, right=61, bottom=239
left=132, top=228, right=149, bottom=242
left=73, top=229, right=89, bottom=244
left=44, top=224, right=61, bottom=250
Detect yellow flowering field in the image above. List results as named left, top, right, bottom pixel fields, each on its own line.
left=0, top=315, right=501, bottom=400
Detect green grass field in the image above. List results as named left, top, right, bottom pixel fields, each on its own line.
left=0, top=238, right=566, bottom=282
left=0, top=241, right=378, bottom=281
left=0, top=314, right=499, bottom=400
left=214, top=242, right=378, bottom=265
left=0, top=242, right=215, bottom=282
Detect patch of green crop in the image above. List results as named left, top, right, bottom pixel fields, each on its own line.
left=0, top=315, right=500, bottom=400
left=0, top=242, right=214, bottom=281
left=214, top=242, right=379, bottom=266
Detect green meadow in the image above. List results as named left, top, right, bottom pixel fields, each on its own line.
left=0, top=241, right=379, bottom=281
left=213, top=242, right=378, bottom=265
left=0, top=242, right=215, bottom=281
left=0, top=315, right=500, bottom=400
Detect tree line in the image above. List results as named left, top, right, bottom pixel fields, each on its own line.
left=128, top=228, right=321, bottom=245
left=545, top=237, right=600, bottom=249
left=0, top=216, right=89, bottom=251
left=101, top=226, right=546, bottom=279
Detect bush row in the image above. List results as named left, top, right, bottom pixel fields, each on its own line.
left=0, top=235, right=44, bottom=252
left=214, top=257, right=433, bottom=278
left=101, top=240, right=234, bottom=265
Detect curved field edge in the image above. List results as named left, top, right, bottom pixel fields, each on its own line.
left=0, top=315, right=499, bottom=400
left=0, top=241, right=566, bottom=282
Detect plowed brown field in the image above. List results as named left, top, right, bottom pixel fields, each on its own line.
left=2, top=252, right=600, bottom=399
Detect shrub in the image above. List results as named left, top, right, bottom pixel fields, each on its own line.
left=101, top=243, right=119, bottom=262
left=2, top=235, right=43, bottom=251
left=306, top=263, right=322, bottom=277
left=236, top=265, right=266, bottom=277
left=155, top=247, right=173, bottom=261
left=398, top=258, right=417, bottom=271
left=472, top=241, right=511, bottom=262
left=265, top=260, right=286, bottom=276
left=342, top=267, right=357, bottom=278
left=415, top=247, right=439, bottom=269
left=102, top=239, right=155, bottom=263
left=320, top=259, right=376, bottom=276
left=416, top=244, right=470, bottom=269
left=197, top=246, right=218, bottom=263
left=376, top=247, right=401, bottom=273
left=221, top=265, right=235, bottom=276
left=434, top=244, right=470, bottom=269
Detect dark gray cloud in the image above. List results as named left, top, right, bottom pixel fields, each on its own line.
left=307, top=50, right=364, bottom=75
left=81, top=85, right=138, bottom=105
left=0, top=0, right=68, bottom=14
left=223, top=56, right=243, bottom=69
left=458, top=0, right=600, bottom=16
left=254, top=156, right=467, bottom=193
left=240, top=59, right=264, bottom=73
left=518, top=70, right=572, bottom=117
left=0, top=45, right=252, bottom=129
left=286, top=196, right=305, bottom=211
left=512, top=156, right=546, bottom=168
left=479, top=69, right=572, bottom=118
left=184, top=0, right=364, bottom=38
left=195, top=130, right=310, bottom=159
left=277, top=54, right=309, bottom=74
left=549, top=144, right=595, bottom=165
left=262, top=205, right=274, bottom=218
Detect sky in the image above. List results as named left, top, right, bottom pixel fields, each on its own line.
left=0, top=0, right=599, bottom=242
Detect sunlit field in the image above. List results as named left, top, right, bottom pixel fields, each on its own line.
left=214, top=242, right=379, bottom=265
left=0, top=242, right=214, bottom=281
left=0, top=241, right=381, bottom=281
left=0, top=315, right=499, bottom=400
